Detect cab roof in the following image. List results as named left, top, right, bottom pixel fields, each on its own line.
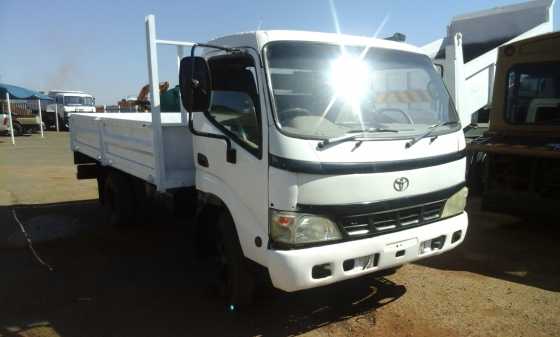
left=208, top=30, right=426, bottom=56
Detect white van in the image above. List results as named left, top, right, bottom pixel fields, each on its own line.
left=46, top=90, right=95, bottom=129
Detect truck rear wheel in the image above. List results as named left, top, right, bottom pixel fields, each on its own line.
left=215, top=212, right=255, bottom=309
left=103, top=170, right=135, bottom=227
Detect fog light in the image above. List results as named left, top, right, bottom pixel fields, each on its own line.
left=420, top=235, right=446, bottom=254
left=312, top=263, right=332, bottom=279
left=343, top=253, right=379, bottom=272
left=452, top=230, right=462, bottom=243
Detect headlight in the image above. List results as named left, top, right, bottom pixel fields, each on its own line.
left=270, top=210, right=342, bottom=245
left=441, top=187, right=468, bottom=218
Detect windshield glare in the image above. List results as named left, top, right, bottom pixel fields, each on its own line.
left=265, top=42, right=459, bottom=139
left=64, top=96, right=94, bottom=106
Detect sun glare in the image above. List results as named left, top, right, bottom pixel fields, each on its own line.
left=329, top=56, right=371, bottom=105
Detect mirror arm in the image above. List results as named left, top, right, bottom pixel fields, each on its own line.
left=190, top=43, right=241, bottom=57
left=184, top=43, right=238, bottom=164
left=188, top=111, right=236, bottom=164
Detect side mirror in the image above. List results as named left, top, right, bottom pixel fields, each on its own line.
left=179, top=56, right=211, bottom=112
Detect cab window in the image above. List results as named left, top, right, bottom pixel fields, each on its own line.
left=505, top=63, right=560, bottom=124
left=206, top=53, right=261, bottom=156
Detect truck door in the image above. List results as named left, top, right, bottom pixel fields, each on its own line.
left=192, top=49, right=269, bottom=262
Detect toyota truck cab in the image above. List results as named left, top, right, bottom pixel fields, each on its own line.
left=182, top=31, right=468, bottom=292
left=70, top=16, right=468, bottom=307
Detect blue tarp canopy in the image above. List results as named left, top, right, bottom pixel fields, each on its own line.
left=0, top=83, right=53, bottom=101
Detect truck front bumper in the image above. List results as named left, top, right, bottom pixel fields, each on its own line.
left=267, top=212, right=468, bottom=292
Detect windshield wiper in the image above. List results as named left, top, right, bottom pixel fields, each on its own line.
left=405, top=121, right=460, bottom=149
left=346, top=127, right=401, bottom=134
left=317, top=128, right=399, bottom=149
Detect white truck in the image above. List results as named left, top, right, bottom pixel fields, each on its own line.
left=46, top=90, right=96, bottom=129
left=69, top=15, right=469, bottom=307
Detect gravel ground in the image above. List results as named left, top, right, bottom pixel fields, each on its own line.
left=1, top=132, right=559, bottom=337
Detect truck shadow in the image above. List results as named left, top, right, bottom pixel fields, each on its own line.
left=416, top=197, right=560, bottom=292
left=0, top=200, right=406, bottom=337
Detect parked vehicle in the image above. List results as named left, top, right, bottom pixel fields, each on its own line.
left=422, top=0, right=555, bottom=128
left=45, top=90, right=95, bottom=129
left=467, top=32, right=560, bottom=215
left=69, top=15, right=469, bottom=307
left=0, top=112, right=14, bottom=135
left=0, top=101, right=41, bottom=135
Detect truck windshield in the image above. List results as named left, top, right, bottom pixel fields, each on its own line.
left=64, top=96, right=94, bottom=106
left=264, top=42, right=458, bottom=139
left=505, top=62, right=560, bottom=125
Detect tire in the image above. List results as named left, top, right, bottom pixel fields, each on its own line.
left=12, top=122, right=24, bottom=136
left=215, top=212, right=255, bottom=309
left=130, top=177, right=151, bottom=225
left=103, top=170, right=135, bottom=227
left=58, top=117, right=67, bottom=131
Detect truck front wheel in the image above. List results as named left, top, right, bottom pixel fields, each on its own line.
left=215, top=213, right=255, bottom=309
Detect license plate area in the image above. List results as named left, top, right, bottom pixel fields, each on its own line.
left=382, top=238, right=419, bottom=263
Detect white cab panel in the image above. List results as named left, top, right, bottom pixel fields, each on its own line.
left=296, top=158, right=466, bottom=205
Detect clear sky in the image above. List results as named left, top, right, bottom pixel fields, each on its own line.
left=0, top=0, right=558, bottom=105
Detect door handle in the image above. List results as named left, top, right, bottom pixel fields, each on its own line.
left=197, top=153, right=209, bottom=167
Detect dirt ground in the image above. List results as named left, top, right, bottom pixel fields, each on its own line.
left=1, top=132, right=559, bottom=337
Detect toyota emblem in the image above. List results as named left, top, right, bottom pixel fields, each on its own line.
left=393, top=177, right=409, bottom=192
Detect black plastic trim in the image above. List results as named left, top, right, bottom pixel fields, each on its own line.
left=197, top=153, right=209, bottom=167
left=269, top=149, right=466, bottom=175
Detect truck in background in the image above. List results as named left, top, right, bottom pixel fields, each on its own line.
left=69, top=15, right=469, bottom=307
left=45, top=90, right=96, bottom=129
left=467, top=32, right=560, bottom=215
left=422, top=0, right=555, bottom=129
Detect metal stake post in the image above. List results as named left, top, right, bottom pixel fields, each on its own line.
left=37, top=99, right=44, bottom=138
left=6, top=93, right=14, bottom=144
left=54, top=104, right=60, bottom=132
left=177, top=45, right=187, bottom=124
left=146, top=15, right=166, bottom=191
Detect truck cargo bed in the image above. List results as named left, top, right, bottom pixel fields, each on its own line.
left=70, top=113, right=194, bottom=190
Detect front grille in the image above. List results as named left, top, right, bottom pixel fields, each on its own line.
left=340, top=200, right=446, bottom=237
